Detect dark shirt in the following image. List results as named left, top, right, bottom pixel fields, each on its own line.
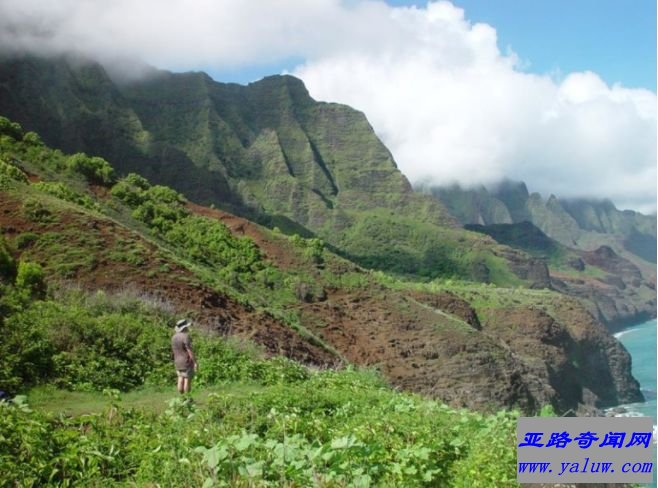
left=172, top=332, right=193, bottom=370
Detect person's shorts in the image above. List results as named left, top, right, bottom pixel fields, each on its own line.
left=176, top=368, right=194, bottom=379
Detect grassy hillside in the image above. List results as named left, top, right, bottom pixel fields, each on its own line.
left=464, top=220, right=657, bottom=330
left=0, top=116, right=527, bottom=486
left=0, top=249, right=520, bottom=486
left=0, top=54, right=554, bottom=287
left=0, top=113, right=648, bottom=485
left=0, top=114, right=643, bottom=416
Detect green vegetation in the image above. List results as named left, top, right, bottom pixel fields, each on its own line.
left=336, top=211, right=464, bottom=279
left=15, top=261, right=46, bottom=298
left=0, top=57, right=540, bottom=286
left=0, top=282, right=313, bottom=396
left=289, top=233, right=325, bottom=266
left=433, top=181, right=657, bottom=266
left=0, top=236, right=520, bottom=486
left=2, top=379, right=520, bottom=487
left=0, top=157, right=28, bottom=185
left=0, top=114, right=625, bottom=486
left=65, top=153, right=115, bottom=185
left=32, top=181, right=99, bottom=210
left=0, top=116, right=289, bottom=305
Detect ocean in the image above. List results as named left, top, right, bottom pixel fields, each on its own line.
left=612, top=318, right=657, bottom=487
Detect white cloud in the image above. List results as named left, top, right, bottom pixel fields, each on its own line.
left=0, top=0, right=655, bottom=212
left=292, top=4, right=657, bottom=213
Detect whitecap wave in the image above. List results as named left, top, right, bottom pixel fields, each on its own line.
left=604, top=402, right=650, bottom=418
left=613, top=329, right=636, bottom=339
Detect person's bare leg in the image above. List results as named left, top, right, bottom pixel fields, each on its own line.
left=183, top=377, right=192, bottom=394
left=177, top=376, right=185, bottom=394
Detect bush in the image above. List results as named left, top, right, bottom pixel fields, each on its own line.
left=15, top=261, right=46, bottom=298
left=32, top=181, right=98, bottom=209
left=112, top=174, right=188, bottom=233
left=165, top=216, right=262, bottom=274
left=65, top=153, right=115, bottom=185
left=0, top=237, right=15, bottom=280
left=0, top=158, right=28, bottom=184
left=0, top=318, right=54, bottom=393
left=193, top=340, right=310, bottom=387
left=21, top=198, right=55, bottom=223
left=110, top=172, right=151, bottom=202
left=22, top=131, right=43, bottom=146
left=0, top=116, right=23, bottom=139
left=291, top=278, right=326, bottom=303
left=2, top=295, right=172, bottom=392
left=14, top=232, right=38, bottom=250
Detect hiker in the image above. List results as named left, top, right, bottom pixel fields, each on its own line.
left=171, top=319, right=198, bottom=394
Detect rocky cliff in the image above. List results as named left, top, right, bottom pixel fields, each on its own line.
left=430, top=183, right=656, bottom=328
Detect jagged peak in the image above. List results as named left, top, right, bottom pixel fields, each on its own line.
left=493, top=179, right=529, bottom=199
left=248, top=74, right=311, bottom=101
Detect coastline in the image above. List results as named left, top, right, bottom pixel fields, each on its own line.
left=607, top=318, right=657, bottom=422
left=609, top=319, right=656, bottom=487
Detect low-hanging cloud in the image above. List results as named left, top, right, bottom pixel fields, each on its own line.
left=0, top=0, right=655, bottom=212
left=293, top=3, right=657, bottom=213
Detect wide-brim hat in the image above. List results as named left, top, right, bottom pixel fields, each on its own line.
left=175, top=319, right=192, bottom=332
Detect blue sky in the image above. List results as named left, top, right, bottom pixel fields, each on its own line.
left=210, top=0, right=656, bottom=91
left=393, top=0, right=657, bottom=90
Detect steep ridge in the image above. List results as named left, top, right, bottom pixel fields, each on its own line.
left=0, top=116, right=643, bottom=413
left=466, top=222, right=656, bottom=330
left=428, top=182, right=656, bottom=328
left=0, top=54, right=549, bottom=286
left=429, top=181, right=656, bottom=265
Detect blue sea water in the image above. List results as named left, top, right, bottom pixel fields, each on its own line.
left=613, top=318, right=657, bottom=487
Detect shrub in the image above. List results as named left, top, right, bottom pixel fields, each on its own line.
left=291, top=278, right=326, bottom=303
left=65, top=153, right=116, bottom=185
left=22, top=131, right=43, bottom=146
left=0, top=237, right=15, bottom=279
left=0, top=158, right=28, bottom=184
left=165, top=216, right=262, bottom=274
left=0, top=116, right=23, bottom=139
left=5, top=296, right=172, bottom=392
left=21, top=198, right=55, bottom=223
left=112, top=174, right=188, bottom=233
left=111, top=174, right=149, bottom=207
left=0, top=315, right=54, bottom=393
left=15, top=261, right=46, bottom=298
left=32, top=181, right=98, bottom=209
left=15, top=232, right=38, bottom=250
left=304, top=238, right=325, bottom=264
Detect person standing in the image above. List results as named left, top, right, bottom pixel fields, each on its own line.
left=171, top=319, right=198, bottom=394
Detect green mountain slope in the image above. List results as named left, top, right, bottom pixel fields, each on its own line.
left=465, top=221, right=656, bottom=329
left=427, top=182, right=656, bottom=328
left=0, top=54, right=548, bottom=286
left=428, top=181, right=656, bottom=264
left=0, top=115, right=643, bottom=416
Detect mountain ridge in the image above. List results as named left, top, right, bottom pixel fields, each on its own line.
left=0, top=112, right=644, bottom=414
left=427, top=180, right=656, bottom=264
left=1, top=54, right=654, bottom=330
left=0, top=54, right=556, bottom=287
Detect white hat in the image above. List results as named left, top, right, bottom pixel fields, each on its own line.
left=175, top=319, right=191, bottom=332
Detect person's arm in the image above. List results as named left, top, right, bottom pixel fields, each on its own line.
left=184, top=336, right=198, bottom=370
